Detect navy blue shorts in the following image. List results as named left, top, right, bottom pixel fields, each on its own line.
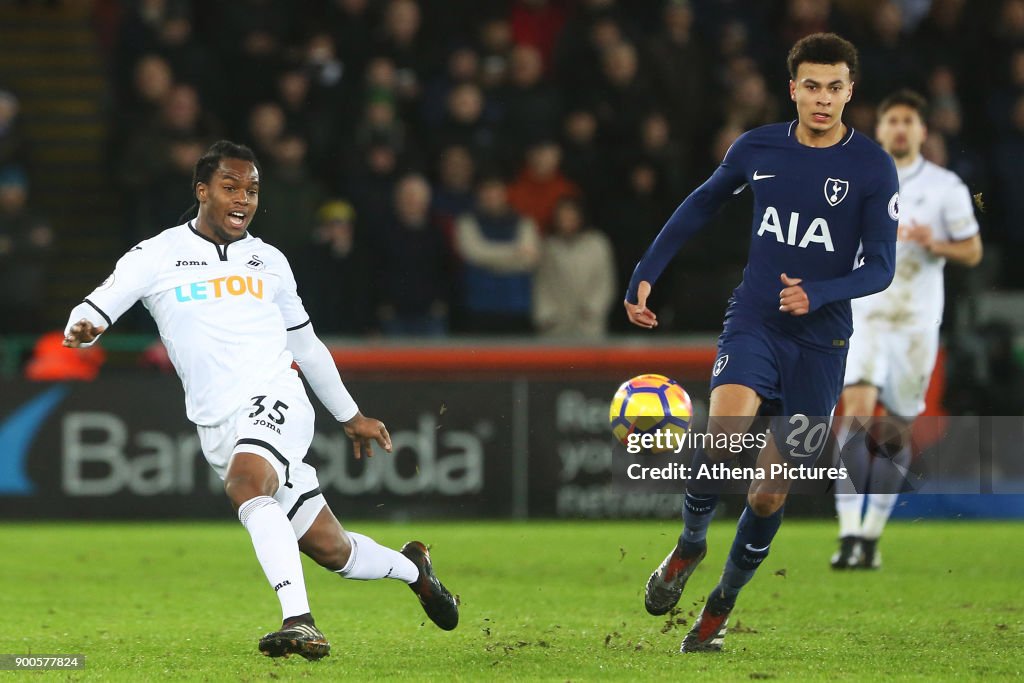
left=710, top=325, right=846, bottom=463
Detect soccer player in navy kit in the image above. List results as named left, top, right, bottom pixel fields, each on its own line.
left=624, top=34, right=899, bottom=652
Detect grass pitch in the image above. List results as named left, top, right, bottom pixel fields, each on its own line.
left=1, top=518, right=1022, bottom=681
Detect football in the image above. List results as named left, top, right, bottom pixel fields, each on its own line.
left=609, top=373, right=693, bottom=450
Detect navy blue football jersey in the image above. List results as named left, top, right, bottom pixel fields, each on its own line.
left=628, top=121, right=898, bottom=352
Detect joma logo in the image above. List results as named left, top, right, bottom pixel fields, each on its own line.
left=175, top=259, right=208, bottom=266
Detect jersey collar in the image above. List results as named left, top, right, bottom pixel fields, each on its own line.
left=896, top=155, right=926, bottom=184
left=788, top=120, right=855, bottom=147
left=187, top=220, right=251, bottom=262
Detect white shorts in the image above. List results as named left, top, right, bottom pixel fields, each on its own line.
left=197, top=370, right=327, bottom=538
left=844, top=323, right=939, bottom=417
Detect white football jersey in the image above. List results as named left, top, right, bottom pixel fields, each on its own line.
left=71, top=222, right=309, bottom=426
left=852, top=156, right=978, bottom=330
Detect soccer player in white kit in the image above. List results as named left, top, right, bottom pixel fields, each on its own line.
left=63, top=141, right=459, bottom=659
left=832, top=91, right=982, bottom=569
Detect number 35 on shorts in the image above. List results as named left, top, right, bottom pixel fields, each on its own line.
left=248, top=394, right=290, bottom=434
left=772, top=413, right=832, bottom=463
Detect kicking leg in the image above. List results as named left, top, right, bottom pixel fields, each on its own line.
left=646, top=384, right=761, bottom=617
left=299, top=506, right=459, bottom=630
left=226, top=453, right=328, bottom=660
left=682, top=432, right=791, bottom=653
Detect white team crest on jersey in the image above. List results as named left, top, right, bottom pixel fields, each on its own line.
left=246, top=255, right=265, bottom=271
left=824, top=178, right=850, bottom=207
left=713, top=354, right=729, bottom=377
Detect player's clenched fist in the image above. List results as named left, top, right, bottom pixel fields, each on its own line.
left=625, top=280, right=658, bottom=329
left=63, top=319, right=106, bottom=347
left=778, top=273, right=810, bottom=316
left=343, top=412, right=392, bottom=459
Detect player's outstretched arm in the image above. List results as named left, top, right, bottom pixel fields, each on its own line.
left=342, top=412, right=392, bottom=460
left=63, top=318, right=106, bottom=347
left=624, top=139, right=748, bottom=319
left=624, top=280, right=658, bottom=328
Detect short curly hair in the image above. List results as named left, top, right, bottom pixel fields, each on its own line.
left=787, top=33, right=859, bottom=80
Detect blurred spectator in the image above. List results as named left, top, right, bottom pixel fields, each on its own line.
left=323, top=0, right=377, bottom=81
left=114, top=54, right=174, bottom=145
left=646, top=0, right=709, bottom=152
left=375, top=174, right=450, bottom=336
left=777, top=0, right=836, bottom=53
left=554, top=0, right=631, bottom=100
left=116, top=81, right=221, bottom=245
left=149, top=7, right=227, bottom=121
left=25, top=331, right=105, bottom=381
left=273, top=63, right=337, bottom=178
left=207, top=0, right=298, bottom=114
left=722, top=69, right=779, bottom=131
left=476, top=17, right=514, bottom=92
left=139, top=135, right=205, bottom=236
left=911, top=0, right=971, bottom=80
left=588, top=42, right=659, bottom=155
left=433, top=82, right=498, bottom=166
left=509, top=0, right=569, bottom=72
left=0, top=89, right=28, bottom=170
left=600, top=160, right=672, bottom=328
left=432, top=144, right=477, bottom=236
left=374, top=0, right=438, bottom=106
left=244, top=101, right=287, bottom=163
left=420, top=46, right=482, bottom=130
left=858, top=2, right=925, bottom=102
left=354, top=93, right=409, bottom=158
left=559, top=108, right=607, bottom=202
left=299, top=200, right=372, bottom=335
left=497, top=43, right=563, bottom=165
left=533, top=197, right=615, bottom=338
left=454, top=175, right=540, bottom=334
left=343, top=141, right=401, bottom=239
left=0, top=167, right=54, bottom=333
left=256, top=133, right=327, bottom=260
left=506, top=139, right=579, bottom=233
left=636, top=111, right=689, bottom=201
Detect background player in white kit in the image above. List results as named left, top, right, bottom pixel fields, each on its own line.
left=63, top=141, right=459, bottom=660
left=832, top=91, right=982, bottom=569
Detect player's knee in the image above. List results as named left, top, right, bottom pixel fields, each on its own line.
left=747, top=491, right=786, bottom=516
left=224, top=472, right=277, bottom=510
left=224, top=454, right=279, bottom=509
left=304, top=531, right=352, bottom=570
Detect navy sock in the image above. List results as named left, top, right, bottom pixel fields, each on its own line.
left=679, top=489, right=718, bottom=553
left=713, top=503, right=785, bottom=608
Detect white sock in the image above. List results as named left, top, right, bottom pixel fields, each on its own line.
left=862, top=493, right=898, bottom=540
left=239, top=496, right=310, bottom=621
left=835, top=493, right=864, bottom=538
left=337, top=531, right=418, bottom=583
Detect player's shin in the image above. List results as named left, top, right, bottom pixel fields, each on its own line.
left=239, top=496, right=311, bottom=622
left=336, top=531, right=419, bottom=582
left=862, top=493, right=898, bottom=539
left=714, top=503, right=785, bottom=607
left=835, top=486, right=864, bottom=538
left=680, top=487, right=718, bottom=553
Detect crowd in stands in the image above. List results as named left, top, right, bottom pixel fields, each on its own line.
left=4, top=0, right=1024, bottom=339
